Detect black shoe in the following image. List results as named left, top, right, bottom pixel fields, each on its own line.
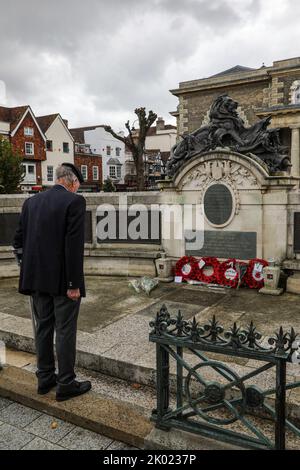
left=37, top=376, right=57, bottom=395
left=56, top=380, right=92, bottom=402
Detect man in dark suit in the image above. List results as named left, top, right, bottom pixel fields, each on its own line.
left=13, top=163, right=91, bottom=401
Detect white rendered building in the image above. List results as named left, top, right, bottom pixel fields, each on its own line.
left=70, top=125, right=125, bottom=185
left=37, top=114, right=74, bottom=187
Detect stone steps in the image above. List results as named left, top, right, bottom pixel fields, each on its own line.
left=0, top=361, right=240, bottom=450
left=0, top=365, right=150, bottom=449
left=1, top=310, right=300, bottom=425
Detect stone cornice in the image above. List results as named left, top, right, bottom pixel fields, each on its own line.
left=256, top=105, right=300, bottom=117
left=170, top=62, right=300, bottom=97
left=170, top=70, right=270, bottom=96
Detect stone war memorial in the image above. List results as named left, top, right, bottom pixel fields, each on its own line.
left=2, top=58, right=300, bottom=450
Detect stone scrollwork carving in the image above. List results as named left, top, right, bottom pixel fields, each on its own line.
left=181, top=160, right=258, bottom=189
left=180, top=160, right=258, bottom=216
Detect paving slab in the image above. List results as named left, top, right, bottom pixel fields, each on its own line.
left=163, top=287, right=227, bottom=307
left=24, top=414, right=75, bottom=444
left=58, top=427, right=113, bottom=450
left=0, top=422, right=34, bottom=450
left=0, top=401, right=41, bottom=428
left=0, top=396, right=13, bottom=411
left=21, top=437, right=65, bottom=450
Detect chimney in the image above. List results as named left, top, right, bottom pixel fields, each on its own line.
left=156, top=117, right=165, bottom=131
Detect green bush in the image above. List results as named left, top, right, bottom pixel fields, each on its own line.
left=103, top=178, right=116, bottom=192
left=0, top=138, right=25, bottom=194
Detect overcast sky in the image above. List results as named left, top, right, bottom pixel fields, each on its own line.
left=0, top=0, right=299, bottom=131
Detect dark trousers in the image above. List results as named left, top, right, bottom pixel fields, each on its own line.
left=31, top=293, right=81, bottom=386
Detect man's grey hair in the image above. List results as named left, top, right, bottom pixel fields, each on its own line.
left=56, top=165, right=77, bottom=185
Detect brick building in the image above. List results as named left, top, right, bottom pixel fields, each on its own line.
left=70, top=125, right=124, bottom=188
left=0, top=105, right=46, bottom=191
left=170, top=57, right=300, bottom=177
left=70, top=128, right=102, bottom=192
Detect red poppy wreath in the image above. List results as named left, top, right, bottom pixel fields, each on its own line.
left=244, top=258, right=268, bottom=289
left=175, top=256, right=197, bottom=281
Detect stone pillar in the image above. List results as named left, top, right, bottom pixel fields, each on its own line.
left=290, top=126, right=300, bottom=177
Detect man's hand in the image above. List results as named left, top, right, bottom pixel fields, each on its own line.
left=67, top=288, right=80, bottom=301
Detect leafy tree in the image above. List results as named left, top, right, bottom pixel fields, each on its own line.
left=0, top=138, right=25, bottom=194
left=102, top=178, right=116, bottom=192
left=104, top=107, right=157, bottom=190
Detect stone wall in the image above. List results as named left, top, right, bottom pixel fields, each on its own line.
left=183, top=82, right=266, bottom=134
left=0, top=192, right=166, bottom=278
left=2, top=155, right=300, bottom=279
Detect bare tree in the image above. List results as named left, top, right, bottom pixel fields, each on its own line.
left=104, top=107, right=157, bottom=190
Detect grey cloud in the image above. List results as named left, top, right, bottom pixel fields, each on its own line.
left=0, top=0, right=296, bottom=129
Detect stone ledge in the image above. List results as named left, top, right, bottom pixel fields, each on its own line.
left=144, top=427, right=242, bottom=451
left=0, top=365, right=244, bottom=450
left=282, top=259, right=300, bottom=271
left=88, top=249, right=162, bottom=259
left=0, top=366, right=152, bottom=449
left=1, top=320, right=300, bottom=426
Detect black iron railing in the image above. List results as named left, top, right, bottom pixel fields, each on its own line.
left=149, top=305, right=300, bottom=450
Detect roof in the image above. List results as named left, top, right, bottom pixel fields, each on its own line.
left=0, top=105, right=30, bottom=131
left=107, top=157, right=122, bottom=165
left=209, top=65, right=256, bottom=78
left=36, top=114, right=59, bottom=133
left=132, top=124, right=176, bottom=137
left=69, top=125, right=105, bottom=144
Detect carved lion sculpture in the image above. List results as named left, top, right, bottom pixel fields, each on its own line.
left=167, top=94, right=290, bottom=176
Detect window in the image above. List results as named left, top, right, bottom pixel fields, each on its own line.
left=24, top=127, right=34, bottom=136
left=116, top=147, right=121, bottom=157
left=63, top=142, right=69, bottom=153
left=92, top=166, right=99, bottom=181
left=291, top=80, right=300, bottom=104
left=46, top=140, right=53, bottom=151
left=25, top=142, right=34, bottom=155
left=81, top=165, right=88, bottom=181
left=109, top=166, right=116, bottom=178
left=47, top=166, right=54, bottom=182
left=22, top=163, right=36, bottom=183
left=106, top=146, right=111, bottom=155
left=117, top=166, right=121, bottom=178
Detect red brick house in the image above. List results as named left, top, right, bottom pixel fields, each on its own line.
left=0, top=105, right=46, bottom=191
left=70, top=128, right=103, bottom=192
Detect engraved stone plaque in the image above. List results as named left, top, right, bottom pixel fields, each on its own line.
left=185, top=230, right=257, bottom=259
left=0, top=213, right=20, bottom=246
left=85, top=211, right=92, bottom=243
left=294, top=212, right=300, bottom=253
left=96, top=209, right=161, bottom=244
left=0, top=211, right=93, bottom=246
left=204, top=184, right=233, bottom=226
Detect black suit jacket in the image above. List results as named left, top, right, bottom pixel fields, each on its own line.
left=13, top=185, right=86, bottom=297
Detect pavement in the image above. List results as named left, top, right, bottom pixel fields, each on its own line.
left=0, top=353, right=242, bottom=450
left=1, top=276, right=300, bottom=449
left=0, top=395, right=136, bottom=450
left=1, top=277, right=300, bottom=391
